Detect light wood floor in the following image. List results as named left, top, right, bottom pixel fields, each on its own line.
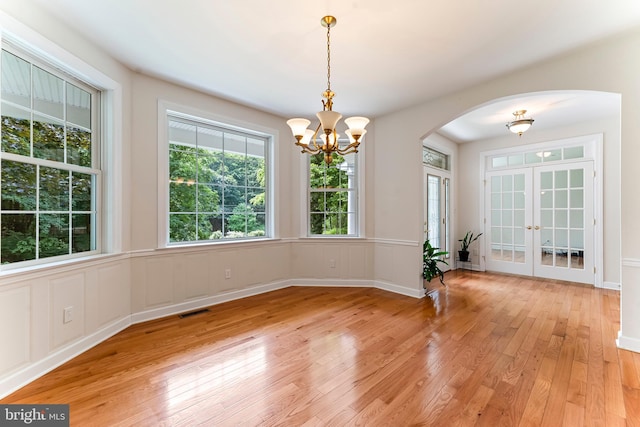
left=3, top=271, right=640, bottom=426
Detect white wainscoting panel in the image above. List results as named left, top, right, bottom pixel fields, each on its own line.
left=50, top=273, right=85, bottom=350
left=0, top=287, right=30, bottom=375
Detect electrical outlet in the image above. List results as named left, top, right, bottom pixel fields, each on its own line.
left=329, top=259, right=336, bottom=268
left=63, top=306, right=73, bottom=324
left=225, top=268, right=231, bottom=279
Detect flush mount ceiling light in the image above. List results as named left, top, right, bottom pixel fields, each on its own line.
left=506, top=110, right=535, bottom=136
left=287, top=16, right=369, bottom=164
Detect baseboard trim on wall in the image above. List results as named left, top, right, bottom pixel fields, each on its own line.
left=130, top=280, right=292, bottom=325
left=602, top=281, right=621, bottom=290
left=617, top=331, right=640, bottom=353
left=292, top=278, right=423, bottom=299
left=0, top=316, right=131, bottom=400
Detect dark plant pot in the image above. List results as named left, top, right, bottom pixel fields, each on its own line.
left=458, top=250, right=470, bottom=262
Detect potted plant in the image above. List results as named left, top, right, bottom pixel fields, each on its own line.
left=458, top=231, right=482, bottom=262
left=423, top=239, right=449, bottom=285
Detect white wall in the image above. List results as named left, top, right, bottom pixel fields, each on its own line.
left=374, top=28, right=640, bottom=352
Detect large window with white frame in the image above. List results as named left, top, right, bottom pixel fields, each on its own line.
left=0, top=46, right=99, bottom=268
left=308, top=146, right=358, bottom=236
left=167, top=114, right=270, bottom=244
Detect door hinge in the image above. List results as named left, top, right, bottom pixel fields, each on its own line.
left=593, top=267, right=596, bottom=274
left=593, top=218, right=596, bottom=225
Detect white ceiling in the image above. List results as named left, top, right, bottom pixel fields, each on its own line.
left=24, top=0, right=640, bottom=139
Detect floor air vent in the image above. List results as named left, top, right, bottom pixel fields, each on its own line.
left=179, top=308, right=210, bottom=319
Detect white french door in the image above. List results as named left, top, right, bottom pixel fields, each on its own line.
left=424, top=168, right=451, bottom=271
left=485, top=161, right=594, bottom=284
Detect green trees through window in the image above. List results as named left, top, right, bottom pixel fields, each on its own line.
left=168, top=117, right=267, bottom=243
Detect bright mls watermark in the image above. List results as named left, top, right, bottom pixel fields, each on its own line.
left=0, top=405, right=69, bottom=426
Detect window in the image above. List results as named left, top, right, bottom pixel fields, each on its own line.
left=167, top=115, right=269, bottom=243
left=423, top=146, right=449, bottom=170
left=1, top=47, right=99, bottom=267
left=308, top=147, right=358, bottom=236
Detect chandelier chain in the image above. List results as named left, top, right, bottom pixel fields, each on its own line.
left=326, top=22, right=331, bottom=92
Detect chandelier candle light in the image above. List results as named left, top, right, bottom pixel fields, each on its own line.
left=506, top=109, right=534, bottom=136
left=287, top=16, right=369, bottom=164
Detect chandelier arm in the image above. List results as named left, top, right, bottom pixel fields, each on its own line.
left=335, top=146, right=359, bottom=156
left=296, top=142, right=321, bottom=155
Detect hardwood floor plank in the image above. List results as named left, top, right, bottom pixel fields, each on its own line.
left=2, top=272, right=638, bottom=426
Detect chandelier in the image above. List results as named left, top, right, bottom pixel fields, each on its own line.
left=506, top=110, right=534, bottom=136
left=287, top=16, right=369, bottom=164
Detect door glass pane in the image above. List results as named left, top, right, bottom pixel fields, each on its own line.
left=444, top=178, right=450, bottom=257
left=555, top=210, right=568, bottom=228
left=540, top=171, right=553, bottom=189
left=555, top=170, right=568, bottom=189
left=570, top=189, right=584, bottom=209
left=514, top=246, right=526, bottom=263
left=427, top=175, right=440, bottom=249
left=570, top=210, right=583, bottom=228
left=489, top=172, right=525, bottom=265
left=555, top=190, right=568, bottom=209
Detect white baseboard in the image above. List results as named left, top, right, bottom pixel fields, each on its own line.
left=602, top=281, right=621, bottom=290
left=292, top=278, right=423, bottom=299
left=617, top=330, right=640, bottom=354
left=0, top=316, right=131, bottom=399
left=130, top=279, right=292, bottom=324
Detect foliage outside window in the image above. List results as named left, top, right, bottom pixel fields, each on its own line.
left=309, top=148, right=357, bottom=236
left=168, top=116, right=268, bottom=243
left=1, top=48, right=98, bottom=267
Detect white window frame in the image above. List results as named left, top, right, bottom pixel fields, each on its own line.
left=157, top=101, right=276, bottom=248
left=0, top=13, right=122, bottom=272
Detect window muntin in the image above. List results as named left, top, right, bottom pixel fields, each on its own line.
left=308, top=147, right=358, bottom=236
left=167, top=116, right=268, bottom=243
left=1, top=47, right=98, bottom=267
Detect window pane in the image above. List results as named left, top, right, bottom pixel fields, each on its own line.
left=1, top=160, right=37, bottom=210
left=33, top=66, right=64, bottom=119
left=72, top=172, right=93, bottom=211
left=66, top=83, right=91, bottom=129
left=40, top=166, right=70, bottom=211
left=169, top=213, right=197, bottom=242
left=1, top=103, right=31, bottom=155
left=72, top=213, right=92, bottom=253
left=1, top=213, right=36, bottom=263
left=39, top=213, right=69, bottom=258
left=564, top=146, right=584, bottom=160
left=67, top=126, right=91, bottom=167
left=33, top=114, right=65, bottom=162
left=2, top=50, right=31, bottom=108
left=170, top=181, right=196, bottom=212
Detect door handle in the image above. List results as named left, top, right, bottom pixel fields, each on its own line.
left=526, top=226, right=532, bottom=230
left=534, top=226, right=540, bottom=230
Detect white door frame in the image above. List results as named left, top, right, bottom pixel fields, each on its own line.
left=479, top=134, right=604, bottom=287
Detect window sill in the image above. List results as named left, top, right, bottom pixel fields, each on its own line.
left=0, top=253, right=127, bottom=283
